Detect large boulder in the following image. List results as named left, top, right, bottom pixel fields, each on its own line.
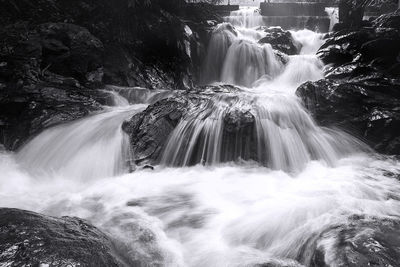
left=0, top=208, right=126, bottom=266
left=122, top=85, right=256, bottom=166
left=296, top=78, right=400, bottom=154
left=258, top=27, right=302, bottom=55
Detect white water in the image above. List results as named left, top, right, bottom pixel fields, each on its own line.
left=325, top=7, right=339, bottom=32
left=1, top=10, right=400, bottom=267
left=225, top=7, right=264, bottom=28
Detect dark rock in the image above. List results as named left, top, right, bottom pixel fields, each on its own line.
left=142, top=165, right=155, bottom=170
left=317, top=13, right=400, bottom=78
left=0, top=0, right=220, bottom=150
left=258, top=27, right=302, bottom=55
left=303, top=10, right=400, bottom=156
left=0, top=208, right=126, bottom=266
left=296, top=78, right=400, bottom=154
left=122, top=85, right=257, bottom=166
left=373, top=9, right=400, bottom=29
left=0, top=79, right=106, bottom=150
left=122, top=93, right=190, bottom=164
left=37, top=23, right=104, bottom=84
left=1, top=0, right=220, bottom=90
left=0, top=22, right=104, bottom=86
left=360, top=37, right=400, bottom=60
left=317, top=29, right=375, bottom=66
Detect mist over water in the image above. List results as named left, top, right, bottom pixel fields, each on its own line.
left=1, top=7, right=400, bottom=267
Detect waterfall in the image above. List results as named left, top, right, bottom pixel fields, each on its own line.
left=221, top=41, right=281, bottom=87
left=225, top=7, right=264, bottom=28
left=325, top=7, right=339, bottom=31
left=1, top=7, right=400, bottom=267
left=14, top=88, right=173, bottom=180
left=202, top=23, right=283, bottom=87
left=161, top=91, right=365, bottom=171
left=16, top=105, right=146, bottom=180
left=165, top=20, right=363, bottom=171
left=201, top=23, right=238, bottom=84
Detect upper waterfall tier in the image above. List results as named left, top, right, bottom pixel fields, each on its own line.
left=224, top=5, right=331, bottom=32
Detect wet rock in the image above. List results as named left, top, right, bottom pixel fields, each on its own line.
left=317, top=29, right=375, bottom=66
left=296, top=78, right=400, bottom=155
left=302, top=10, right=400, bottom=156
left=0, top=0, right=220, bottom=150
left=122, top=95, right=188, bottom=164
left=310, top=217, right=400, bottom=267
left=258, top=27, right=302, bottom=55
left=0, top=208, right=126, bottom=266
left=122, top=85, right=257, bottom=166
left=373, top=9, right=400, bottom=29
left=0, top=79, right=106, bottom=150
left=317, top=14, right=400, bottom=78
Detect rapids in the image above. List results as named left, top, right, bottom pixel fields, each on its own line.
left=1, top=6, right=400, bottom=267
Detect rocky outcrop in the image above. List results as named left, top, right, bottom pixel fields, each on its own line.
left=297, top=78, right=400, bottom=154
left=0, top=208, right=126, bottom=266
left=0, top=78, right=108, bottom=150
left=0, top=0, right=220, bottom=150
left=297, top=10, right=400, bottom=155
left=0, top=0, right=220, bottom=90
left=318, top=11, right=400, bottom=79
left=258, top=27, right=302, bottom=55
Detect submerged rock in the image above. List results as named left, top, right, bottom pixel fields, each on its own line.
left=0, top=208, right=126, bottom=266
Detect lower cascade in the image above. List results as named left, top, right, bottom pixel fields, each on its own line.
left=1, top=6, right=400, bottom=267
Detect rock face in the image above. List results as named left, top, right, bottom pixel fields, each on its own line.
left=0, top=0, right=220, bottom=90
left=0, top=79, right=106, bottom=150
left=0, top=0, right=219, bottom=150
left=318, top=11, right=400, bottom=79
left=297, top=10, right=400, bottom=155
left=0, top=208, right=126, bottom=266
left=258, top=27, right=302, bottom=55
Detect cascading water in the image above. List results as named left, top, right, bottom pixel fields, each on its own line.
left=1, top=7, right=400, bottom=267
left=325, top=7, right=339, bottom=31
left=225, top=7, right=264, bottom=28
left=16, top=105, right=144, bottom=180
